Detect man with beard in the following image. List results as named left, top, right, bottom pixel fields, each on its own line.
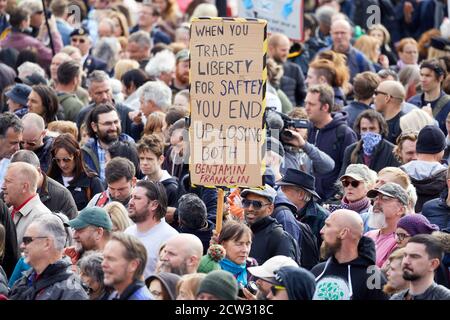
left=268, top=33, right=306, bottom=106
left=311, top=209, right=388, bottom=300
left=158, top=233, right=203, bottom=276
left=102, top=233, right=153, bottom=300
left=366, top=182, right=409, bottom=268
left=170, top=49, right=190, bottom=96
left=82, top=104, right=134, bottom=182
left=124, top=180, right=178, bottom=279
left=64, top=207, right=113, bottom=265
left=391, top=234, right=450, bottom=300
left=76, top=71, right=141, bottom=140
left=87, top=157, right=136, bottom=208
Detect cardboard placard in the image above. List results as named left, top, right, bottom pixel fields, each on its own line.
left=189, top=18, right=267, bottom=187
left=238, top=0, right=304, bottom=41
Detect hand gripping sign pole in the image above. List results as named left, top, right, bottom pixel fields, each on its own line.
left=215, top=188, right=225, bottom=235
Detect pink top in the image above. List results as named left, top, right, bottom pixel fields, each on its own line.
left=365, top=230, right=397, bottom=268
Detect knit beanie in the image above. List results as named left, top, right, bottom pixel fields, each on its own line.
left=197, top=270, right=238, bottom=300
left=416, top=125, right=446, bottom=154
left=197, top=244, right=226, bottom=274
left=397, top=214, right=439, bottom=236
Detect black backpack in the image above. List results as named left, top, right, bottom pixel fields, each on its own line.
left=273, top=205, right=320, bottom=270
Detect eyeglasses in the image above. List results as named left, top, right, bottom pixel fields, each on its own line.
left=395, top=232, right=411, bottom=242
left=22, top=236, right=47, bottom=245
left=341, top=179, right=361, bottom=188
left=241, top=199, right=271, bottom=210
left=270, top=285, right=286, bottom=296
left=53, top=156, right=74, bottom=164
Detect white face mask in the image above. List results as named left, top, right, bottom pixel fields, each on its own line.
left=367, top=207, right=387, bottom=229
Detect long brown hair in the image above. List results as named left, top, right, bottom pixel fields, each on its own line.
left=47, top=133, right=95, bottom=179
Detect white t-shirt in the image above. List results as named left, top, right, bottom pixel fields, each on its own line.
left=62, top=176, right=74, bottom=187
left=125, top=219, right=178, bottom=279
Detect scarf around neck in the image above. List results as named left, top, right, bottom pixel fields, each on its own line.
left=341, top=196, right=371, bottom=214
left=219, top=258, right=248, bottom=287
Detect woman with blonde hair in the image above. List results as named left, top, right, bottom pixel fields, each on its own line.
left=368, top=23, right=397, bottom=65
left=114, top=59, right=140, bottom=81
left=153, top=0, right=183, bottom=40
left=144, top=111, right=167, bottom=140
left=103, top=201, right=132, bottom=232
left=176, top=273, right=206, bottom=300
left=354, top=35, right=389, bottom=71
left=109, top=11, right=129, bottom=38
left=399, top=109, right=436, bottom=133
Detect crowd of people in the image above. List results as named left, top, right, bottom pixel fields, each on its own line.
left=0, top=0, right=449, bottom=301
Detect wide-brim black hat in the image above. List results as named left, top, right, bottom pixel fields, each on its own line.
left=276, top=168, right=321, bottom=200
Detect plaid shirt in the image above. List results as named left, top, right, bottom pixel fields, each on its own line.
left=97, top=141, right=106, bottom=181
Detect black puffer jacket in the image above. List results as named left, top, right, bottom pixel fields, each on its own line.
left=9, top=258, right=88, bottom=300
left=39, top=174, right=78, bottom=219
left=249, top=216, right=301, bottom=266
left=311, top=236, right=389, bottom=300
left=280, top=61, right=306, bottom=106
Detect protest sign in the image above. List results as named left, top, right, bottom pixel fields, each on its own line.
left=238, top=0, right=304, bottom=41
left=189, top=17, right=267, bottom=187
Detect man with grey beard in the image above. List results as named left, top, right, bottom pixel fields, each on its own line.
left=365, top=183, right=409, bottom=268
left=311, top=209, right=388, bottom=300
left=125, top=180, right=178, bottom=279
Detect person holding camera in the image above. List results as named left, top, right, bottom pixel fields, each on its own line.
left=279, top=108, right=335, bottom=177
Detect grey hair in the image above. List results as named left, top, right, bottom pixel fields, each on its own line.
left=32, top=214, right=67, bottom=252
left=128, top=31, right=151, bottom=48
left=22, top=112, right=45, bottom=131
left=145, top=50, right=176, bottom=78
left=78, top=251, right=105, bottom=285
left=11, top=149, right=40, bottom=168
left=315, top=5, right=337, bottom=26
left=139, top=81, right=172, bottom=111
left=18, top=62, right=46, bottom=80
left=93, top=37, right=120, bottom=71
left=86, top=70, right=110, bottom=88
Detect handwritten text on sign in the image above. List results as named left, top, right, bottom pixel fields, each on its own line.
left=189, top=19, right=267, bottom=187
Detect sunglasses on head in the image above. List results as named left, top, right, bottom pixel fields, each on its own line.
left=22, top=236, right=47, bottom=245
left=270, top=285, right=286, bottom=296
left=341, top=179, right=361, bottom=188
left=241, top=199, right=271, bottom=210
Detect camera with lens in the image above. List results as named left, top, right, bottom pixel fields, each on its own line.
left=265, top=108, right=309, bottom=141
left=238, top=281, right=258, bottom=296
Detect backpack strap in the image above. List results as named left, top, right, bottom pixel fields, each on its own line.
left=81, top=145, right=100, bottom=174
left=333, top=123, right=348, bottom=152
left=431, top=94, right=450, bottom=118
left=95, top=191, right=109, bottom=207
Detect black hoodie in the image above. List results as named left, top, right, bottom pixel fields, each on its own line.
left=311, top=236, right=389, bottom=300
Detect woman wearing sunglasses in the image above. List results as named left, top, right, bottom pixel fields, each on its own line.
left=47, top=133, right=104, bottom=210
left=331, top=164, right=376, bottom=233
left=217, top=220, right=258, bottom=298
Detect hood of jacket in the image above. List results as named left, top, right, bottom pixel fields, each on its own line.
left=320, top=111, right=349, bottom=132
left=401, top=160, right=447, bottom=180
left=274, top=190, right=298, bottom=214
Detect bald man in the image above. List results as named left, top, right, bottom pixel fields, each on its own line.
left=311, top=209, right=388, bottom=300
left=158, top=233, right=203, bottom=276
left=268, top=33, right=306, bottom=106
left=326, top=19, right=374, bottom=80
left=21, top=113, right=54, bottom=172
left=374, top=80, right=406, bottom=143
left=1, top=162, right=51, bottom=245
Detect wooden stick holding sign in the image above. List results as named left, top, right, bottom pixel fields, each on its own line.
left=215, top=188, right=225, bottom=235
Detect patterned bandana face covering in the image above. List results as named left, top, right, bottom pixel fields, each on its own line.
left=361, top=132, right=382, bottom=156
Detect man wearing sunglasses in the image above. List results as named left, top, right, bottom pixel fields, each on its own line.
left=240, top=184, right=300, bottom=266
left=373, top=80, right=406, bottom=144
left=366, top=182, right=409, bottom=268
left=9, top=214, right=88, bottom=300
left=70, top=27, right=108, bottom=76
